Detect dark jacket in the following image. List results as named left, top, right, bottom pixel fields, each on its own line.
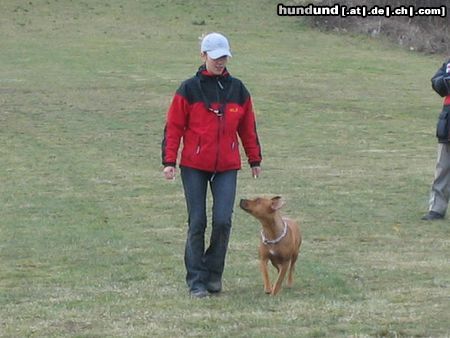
left=431, top=59, right=450, bottom=101
left=432, top=60, right=450, bottom=143
left=161, top=65, right=262, bottom=172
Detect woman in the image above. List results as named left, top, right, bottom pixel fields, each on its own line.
left=161, top=32, right=262, bottom=297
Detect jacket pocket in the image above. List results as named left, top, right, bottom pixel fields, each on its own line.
left=182, top=132, right=201, bottom=160
left=195, top=138, right=201, bottom=155
left=230, top=136, right=241, bottom=163
left=436, top=108, right=450, bottom=141
left=231, top=139, right=238, bottom=151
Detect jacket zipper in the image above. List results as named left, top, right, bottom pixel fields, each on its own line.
left=214, top=115, right=223, bottom=173
left=214, top=78, right=224, bottom=173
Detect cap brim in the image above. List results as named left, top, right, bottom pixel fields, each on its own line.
left=207, top=49, right=232, bottom=59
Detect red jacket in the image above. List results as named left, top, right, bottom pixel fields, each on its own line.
left=162, top=65, right=262, bottom=172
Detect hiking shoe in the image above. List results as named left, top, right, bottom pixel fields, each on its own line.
left=206, top=281, right=222, bottom=294
left=190, top=288, right=209, bottom=299
left=421, top=211, right=444, bottom=221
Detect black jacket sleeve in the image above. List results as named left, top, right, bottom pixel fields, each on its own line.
left=431, top=60, right=450, bottom=97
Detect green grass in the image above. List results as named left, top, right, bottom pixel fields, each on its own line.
left=1, top=0, right=450, bottom=336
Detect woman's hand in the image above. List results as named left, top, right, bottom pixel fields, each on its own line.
left=163, top=166, right=176, bottom=180
left=251, top=166, right=261, bottom=179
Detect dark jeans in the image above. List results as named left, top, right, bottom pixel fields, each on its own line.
left=180, top=166, right=237, bottom=292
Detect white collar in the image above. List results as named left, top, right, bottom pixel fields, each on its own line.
left=261, top=219, right=288, bottom=245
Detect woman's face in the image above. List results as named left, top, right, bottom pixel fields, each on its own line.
left=202, top=53, right=228, bottom=75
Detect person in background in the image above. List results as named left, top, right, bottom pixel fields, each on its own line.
left=161, top=32, right=262, bottom=297
left=422, top=59, right=450, bottom=220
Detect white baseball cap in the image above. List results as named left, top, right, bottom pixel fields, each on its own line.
left=200, top=32, right=232, bottom=59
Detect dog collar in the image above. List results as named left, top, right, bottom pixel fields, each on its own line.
left=261, top=219, right=288, bottom=245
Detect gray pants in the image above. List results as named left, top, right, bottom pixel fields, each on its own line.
left=428, top=143, right=450, bottom=215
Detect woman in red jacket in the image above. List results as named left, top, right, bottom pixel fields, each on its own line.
left=161, top=32, right=262, bottom=297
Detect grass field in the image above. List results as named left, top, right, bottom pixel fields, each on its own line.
left=1, top=0, right=449, bottom=336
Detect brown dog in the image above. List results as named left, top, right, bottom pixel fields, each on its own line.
left=240, top=196, right=302, bottom=296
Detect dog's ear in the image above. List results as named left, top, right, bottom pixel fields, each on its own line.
left=271, top=196, right=285, bottom=211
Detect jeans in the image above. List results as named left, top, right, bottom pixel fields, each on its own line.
left=429, top=143, right=450, bottom=215
left=180, top=166, right=237, bottom=292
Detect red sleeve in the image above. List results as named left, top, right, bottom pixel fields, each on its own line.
left=238, top=97, right=262, bottom=167
left=161, top=93, right=188, bottom=166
